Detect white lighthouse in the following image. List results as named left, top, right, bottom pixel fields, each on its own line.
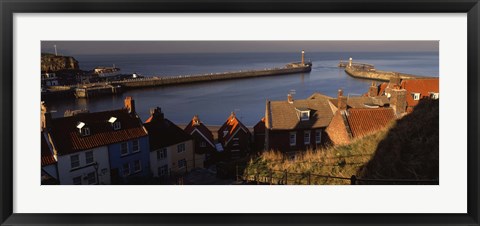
left=349, top=57, right=353, bottom=67
left=301, top=50, right=305, bottom=65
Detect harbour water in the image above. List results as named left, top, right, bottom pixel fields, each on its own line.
left=46, top=51, right=439, bottom=126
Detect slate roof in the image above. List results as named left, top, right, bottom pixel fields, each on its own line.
left=41, top=133, right=56, bottom=166
left=49, top=109, right=148, bottom=155
left=184, top=116, right=215, bottom=148
left=144, top=115, right=192, bottom=151
left=346, top=108, right=396, bottom=138
left=267, top=93, right=334, bottom=130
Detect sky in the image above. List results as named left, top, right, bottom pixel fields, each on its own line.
left=41, top=41, right=438, bottom=55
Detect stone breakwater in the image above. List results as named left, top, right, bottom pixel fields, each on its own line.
left=345, top=66, right=425, bottom=82
left=116, top=65, right=311, bottom=88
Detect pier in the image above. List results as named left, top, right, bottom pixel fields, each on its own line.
left=42, top=63, right=312, bottom=100
left=340, top=57, right=428, bottom=82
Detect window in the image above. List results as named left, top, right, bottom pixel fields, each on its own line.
left=315, top=130, right=322, bottom=144
left=178, top=159, right=187, bottom=169
left=113, top=121, right=121, bottom=130
left=86, top=172, right=96, bottom=184
left=430, top=92, right=439, bottom=99
left=122, top=163, right=130, bottom=176
left=177, top=143, right=185, bottom=153
left=304, top=131, right=311, bottom=144
left=121, top=142, right=128, bottom=156
left=70, top=155, right=80, bottom=169
left=85, top=151, right=94, bottom=164
left=133, top=160, right=142, bottom=173
left=300, top=111, right=310, bottom=121
left=158, top=165, right=168, bottom=176
left=132, top=140, right=140, bottom=153
left=411, top=92, right=421, bottom=100
left=223, top=130, right=228, bottom=137
left=233, top=138, right=239, bottom=146
left=199, top=141, right=206, bottom=147
left=157, top=148, right=167, bottom=160
left=73, top=176, right=82, bottom=185
left=80, top=127, right=90, bottom=136
left=289, top=132, right=296, bottom=146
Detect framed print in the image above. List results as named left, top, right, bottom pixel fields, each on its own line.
left=1, top=0, right=479, bottom=225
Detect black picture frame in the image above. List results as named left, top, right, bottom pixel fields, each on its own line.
left=1, top=0, right=479, bottom=225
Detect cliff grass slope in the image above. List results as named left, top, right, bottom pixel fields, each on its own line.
left=244, top=99, right=439, bottom=185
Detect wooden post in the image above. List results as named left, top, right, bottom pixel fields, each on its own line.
left=307, top=173, right=311, bottom=185
left=350, top=175, right=357, bottom=185
left=284, top=170, right=288, bottom=185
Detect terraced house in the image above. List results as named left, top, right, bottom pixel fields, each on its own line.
left=264, top=93, right=334, bottom=154
left=144, top=107, right=195, bottom=178
left=184, top=115, right=214, bottom=167
left=41, top=97, right=150, bottom=185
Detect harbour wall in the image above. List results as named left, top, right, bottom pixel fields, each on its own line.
left=113, top=66, right=311, bottom=88
left=345, top=67, right=423, bottom=82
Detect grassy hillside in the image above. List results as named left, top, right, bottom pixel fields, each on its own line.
left=244, top=99, right=439, bottom=185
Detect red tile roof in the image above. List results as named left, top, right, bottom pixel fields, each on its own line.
left=49, top=109, right=148, bottom=155
left=401, top=78, right=439, bottom=109
left=41, top=134, right=56, bottom=166
left=218, top=113, right=250, bottom=144
left=346, top=108, right=396, bottom=138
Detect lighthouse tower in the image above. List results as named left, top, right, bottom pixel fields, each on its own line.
left=349, top=57, right=353, bottom=67
left=301, top=50, right=305, bottom=65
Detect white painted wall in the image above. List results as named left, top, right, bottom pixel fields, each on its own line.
left=149, top=148, right=171, bottom=178
left=57, top=146, right=111, bottom=185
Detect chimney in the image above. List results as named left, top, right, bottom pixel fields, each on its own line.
left=287, top=93, right=294, bottom=104
left=149, top=107, right=164, bottom=122
left=390, top=89, right=407, bottom=116
left=389, top=77, right=401, bottom=88
left=41, top=102, right=52, bottom=130
left=192, top=115, right=200, bottom=126
left=368, top=81, right=378, bottom=97
left=124, top=96, right=135, bottom=114
left=337, top=89, right=347, bottom=111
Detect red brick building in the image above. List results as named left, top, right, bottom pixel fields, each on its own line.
left=264, top=93, right=335, bottom=153
left=217, top=112, right=251, bottom=159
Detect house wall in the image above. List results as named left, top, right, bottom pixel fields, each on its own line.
left=169, top=139, right=195, bottom=174
left=57, top=146, right=111, bottom=185
left=253, top=121, right=265, bottom=152
left=149, top=147, right=172, bottom=178
left=108, top=136, right=150, bottom=184
left=267, top=129, right=325, bottom=152
left=223, top=129, right=251, bottom=159
left=190, top=129, right=216, bottom=156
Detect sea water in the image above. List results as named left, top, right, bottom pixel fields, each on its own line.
left=46, top=51, right=439, bottom=126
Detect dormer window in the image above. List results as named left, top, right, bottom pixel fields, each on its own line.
left=411, top=92, right=421, bottom=101
left=223, top=130, right=228, bottom=137
left=109, top=117, right=121, bottom=130
left=429, top=92, right=439, bottom=100
left=77, top=122, right=90, bottom=136
left=295, top=107, right=310, bottom=121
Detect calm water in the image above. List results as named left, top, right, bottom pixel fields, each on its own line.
left=47, top=52, right=439, bottom=126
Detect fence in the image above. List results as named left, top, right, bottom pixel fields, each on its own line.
left=239, top=167, right=438, bottom=185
